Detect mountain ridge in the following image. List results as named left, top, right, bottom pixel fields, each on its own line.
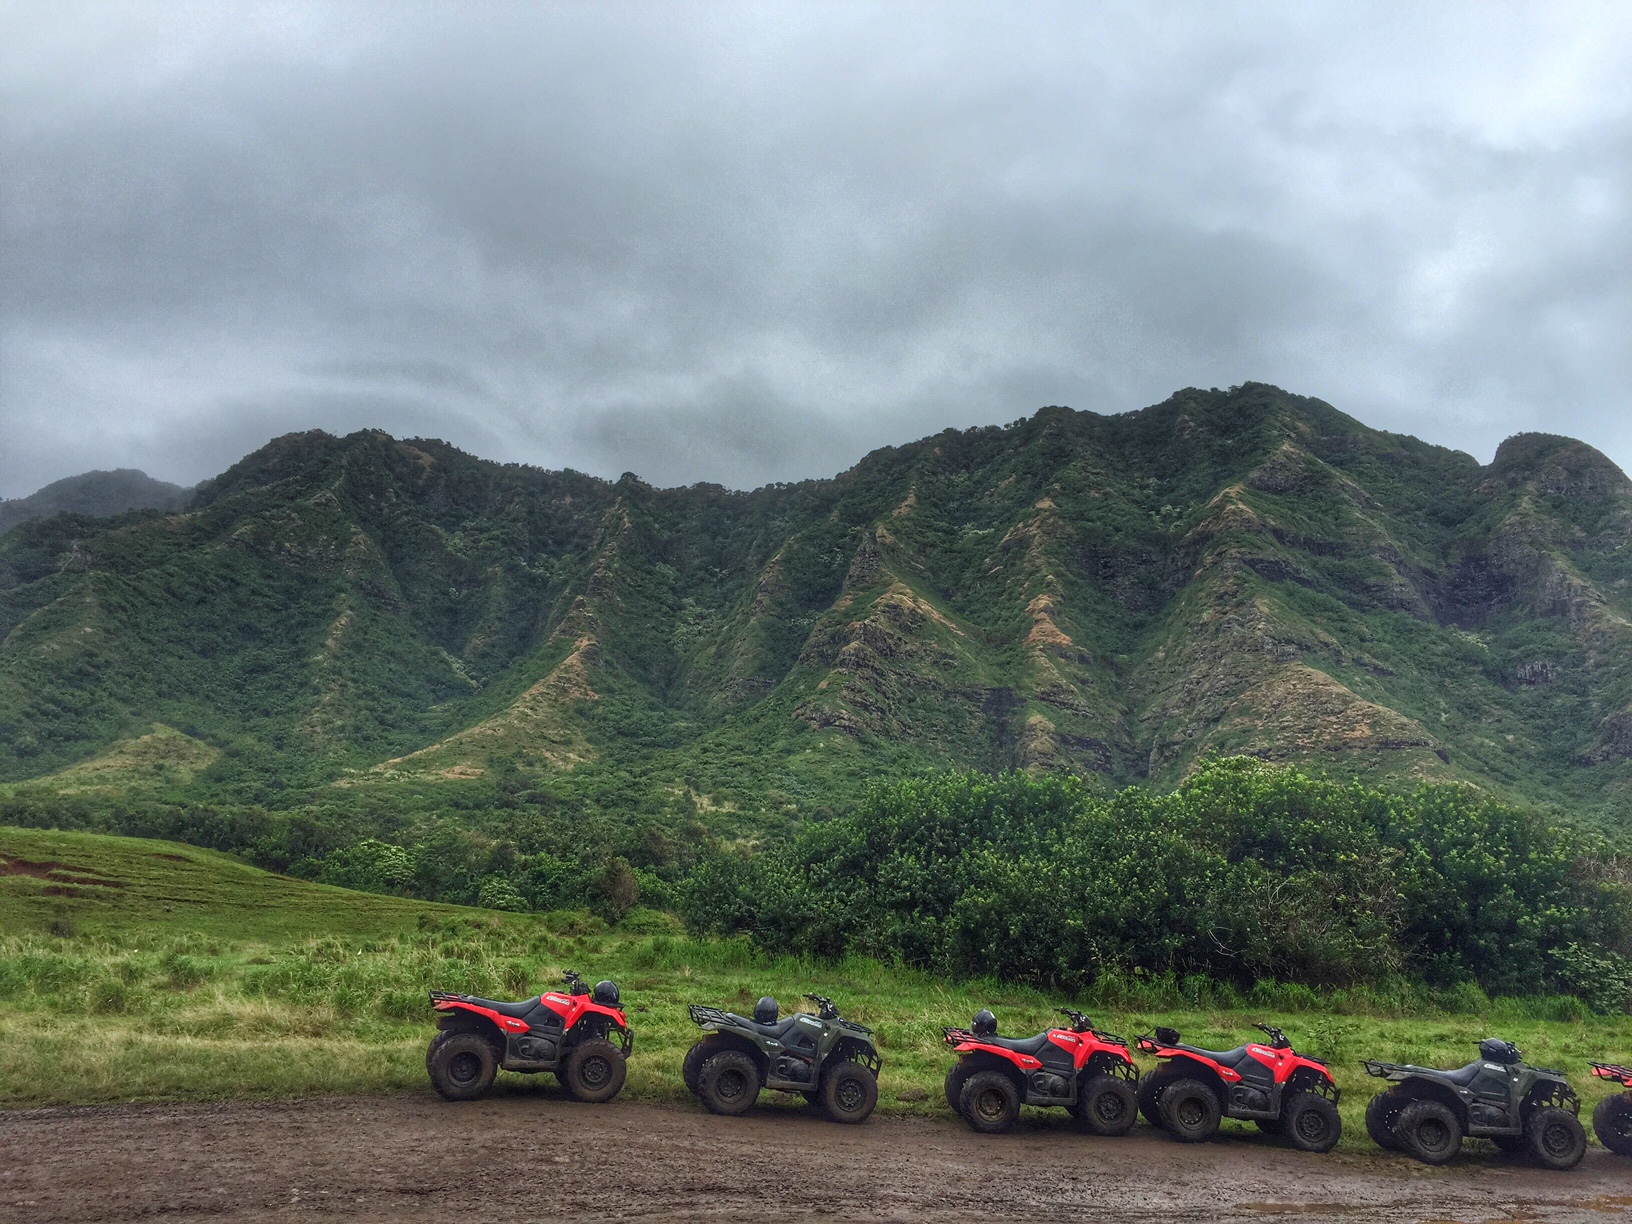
left=0, top=469, right=192, bottom=535
left=2, top=383, right=1629, bottom=825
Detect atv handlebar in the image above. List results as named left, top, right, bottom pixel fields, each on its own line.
left=562, top=970, right=590, bottom=996
left=804, top=993, right=840, bottom=1020
left=1056, top=1008, right=1092, bottom=1033
left=1254, top=1023, right=1290, bottom=1049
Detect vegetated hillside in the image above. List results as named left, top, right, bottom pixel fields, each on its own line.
left=0, top=469, right=192, bottom=535
left=5, top=823, right=1631, bottom=1124
left=1, top=383, right=1630, bottom=828
left=0, top=824, right=473, bottom=941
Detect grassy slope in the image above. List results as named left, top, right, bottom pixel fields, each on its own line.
left=4, top=825, right=1632, bottom=1153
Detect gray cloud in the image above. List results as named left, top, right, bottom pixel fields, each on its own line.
left=2, top=0, right=1629, bottom=497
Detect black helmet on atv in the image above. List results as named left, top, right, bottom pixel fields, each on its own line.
left=593, top=979, right=620, bottom=1006
left=1479, top=1037, right=1520, bottom=1064
left=972, top=1009, right=996, bottom=1038
left=754, top=996, right=779, bottom=1024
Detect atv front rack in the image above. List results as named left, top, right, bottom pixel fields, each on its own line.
left=1591, top=1062, right=1632, bottom=1087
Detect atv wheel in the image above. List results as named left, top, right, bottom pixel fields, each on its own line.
left=696, top=1050, right=760, bottom=1116
left=1396, top=1099, right=1462, bottom=1166
left=682, top=1035, right=726, bottom=1097
left=1527, top=1105, right=1587, bottom=1171
left=960, top=1070, right=1022, bottom=1135
left=562, top=1039, right=626, bottom=1104
left=1281, top=1091, right=1341, bottom=1154
left=1365, top=1089, right=1406, bottom=1151
left=426, top=1031, right=498, bottom=1102
left=1137, top=1069, right=1173, bottom=1129
left=944, top=1064, right=971, bottom=1117
left=1593, top=1094, right=1632, bottom=1156
left=821, top=1060, right=878, bottom=1124
left=1077, top=1074, right=1137, bottom=1137
left=1159, top=1079, right=1221, bottom=1143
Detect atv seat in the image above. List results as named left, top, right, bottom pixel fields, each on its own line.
left=1397, top=1061, right=1486, bottom=1087
left=987, top=1032, right=1055, bottom=1057
left=455, top=995, right=539, bottom=1019
left=1174, top=1043, right=1259, bottom=1069
left=726, top=1014, right=804, bottom=1041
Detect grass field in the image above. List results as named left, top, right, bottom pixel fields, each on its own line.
left=5, top=824, right=1632, bottom=1152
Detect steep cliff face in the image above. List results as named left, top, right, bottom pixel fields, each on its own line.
left=3, top=385, right=1630, bottom=822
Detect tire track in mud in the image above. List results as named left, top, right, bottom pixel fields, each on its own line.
left=3, top=1093, right=1630, bottom=1222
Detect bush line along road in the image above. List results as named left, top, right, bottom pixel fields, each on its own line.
left=6, top=825, right=1632, bottom=1219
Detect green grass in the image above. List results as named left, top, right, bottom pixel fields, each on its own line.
left=4, top=824, right=1632, bottom=1154
left=0, top=824, right=482, bottom=941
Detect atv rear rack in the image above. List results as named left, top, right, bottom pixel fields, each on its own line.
left=689, top=1003, right=735, bottom=1029
left=1591, top=1062, right=1632, bottom=1087
left=1360, top=1059, right=1406, bottom=1078
left=942, top=1026, right=974, bottom=1046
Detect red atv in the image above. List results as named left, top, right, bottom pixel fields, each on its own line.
left=426, top=970, right=631, bottom=1103
left=1590, top=1062, right=1632, bottom=1155
left=1135, top=1023, right=1340, bottom=1152
left=942, top=1007, right=1140, bottom=1135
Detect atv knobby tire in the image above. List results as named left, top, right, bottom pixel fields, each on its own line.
left=426, top=1030, right=498, bottom=1102
left=1527, top=1105, right=1587, bottom=1171
left=1593, top=1093, right=1632, bottom=1156
left=1281, top=1090, right=1341, bottom=1154
left=1365, top=1088, right=1406, bottom=1151
left=1159, top=1079, right=1221, bottom=1143
left=944, top=1064, right=972, bottom=1118
left=562, top=1038, right=626, bottom=1104
left=1077, top=1073, right=1137, bottom=1137
left=1137, top=1069, right=1174, bottom=1129
left=696, top=1049, right=760, bottom=1116
left=1396, top=1098, right=1462, bottom=1166
left=820, top=1060, right=878, bottom=1124
left=682, top=1035, right=727, bottom=1097
left=959, top=1070, right=1022, bottom=1135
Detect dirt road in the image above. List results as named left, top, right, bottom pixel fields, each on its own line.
left=3, top=1091, right=1630, bottom=1222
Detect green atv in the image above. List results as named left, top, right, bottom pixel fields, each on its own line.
left=1361, top=1038, right=1586, bottom=1170
left=683, top=993, right=882, bottom=1123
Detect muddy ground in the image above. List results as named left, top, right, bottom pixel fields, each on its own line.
left=3, top=1092, right=1630, bottom=1222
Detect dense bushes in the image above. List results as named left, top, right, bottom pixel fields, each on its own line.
left=678, top=759, right=1632, bottom=1007
left=10, top=757, right=1631, bottom=1008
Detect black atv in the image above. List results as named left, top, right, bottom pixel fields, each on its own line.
left=1361, top=1038, right=1586, bottom=1169
left=683, top=993, right=881, bottom=1123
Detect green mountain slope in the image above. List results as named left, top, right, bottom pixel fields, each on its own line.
left=2, top=384, right=1629, bottom=823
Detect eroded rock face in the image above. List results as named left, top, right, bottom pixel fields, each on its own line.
left=6, top=384, right=1632, bottom=816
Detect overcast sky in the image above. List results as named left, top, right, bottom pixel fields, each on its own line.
left=2, top=1, right=1628, bottom=497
